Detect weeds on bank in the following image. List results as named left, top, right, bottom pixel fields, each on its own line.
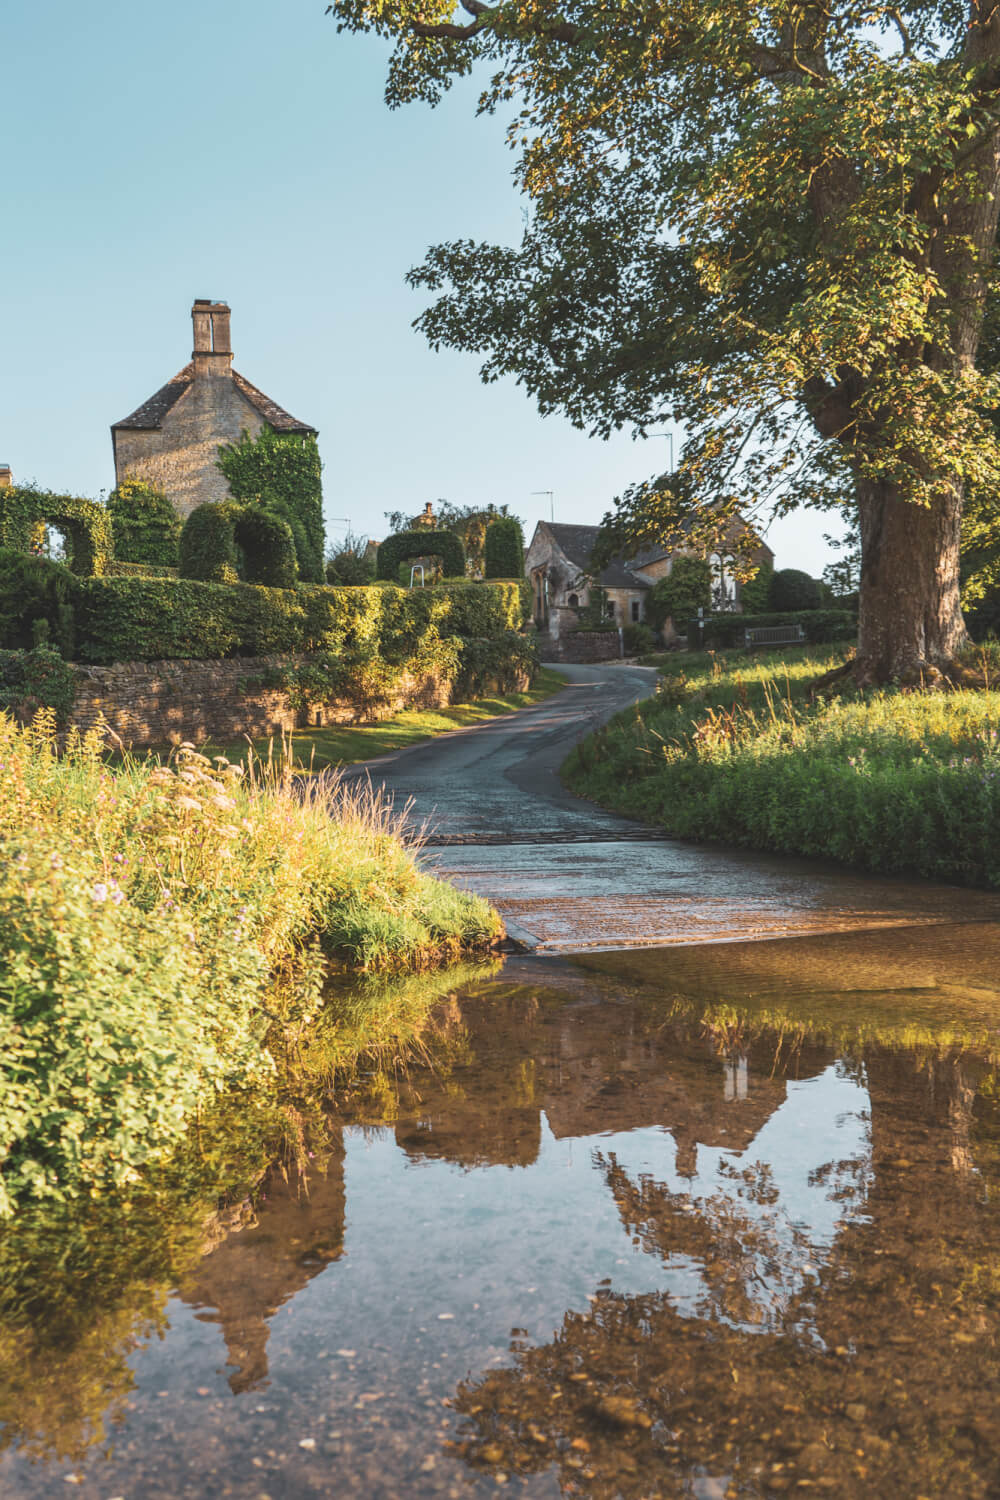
left=0, top=711, right=500, bottom=1216
left=564, top=647, right=1000, bottom=886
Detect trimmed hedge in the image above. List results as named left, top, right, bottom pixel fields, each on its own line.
left=0, top=551, right=76, bottom=657
left=698, top=609, right=856, bottom=648
left=179, top=503, right=298, bottom=589
left=376, top=529, right=466, bottom=581
left=69, top=578, right=529, bottom=664
left=768, top=567, right=822, bottom=611
left=484, top=518, right=525, bottom=579
left=217, top=427, right=325, bottom=583
left=107, top=480, right=181, bottom=568
left=0, top=486, right=113, bottom=577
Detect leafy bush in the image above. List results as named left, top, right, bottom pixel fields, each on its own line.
left=0, top=550, right=76, bottom=657
left=484, top=517, right=525, bottom=579
left=701, top=609, right=856, bottom=648
left=0, top=485, right=113, bottom=577
left=217, top=427, right=325, bottom=583
left=768, top=567, right=822, bottom=611
left=106, top=561, right=179, bottom=578
left=326, top=533, right=376, bottom=585
left=376, top=529, right=466, bottom=581
left=646, top=556, right=711, bottom=633
left=107, top=480, right=181, bottom=568
left=739, top=560, right=773, bottom=613
left=179, top=503, right=298, bottom=589
left=0, top=647, right=77, bottom=724
left=456, top=631, right=538, bottom=696
left=0, top=719, right=501, bottom=1216
left=564, top=648, right=1000, bottom=888
left=623, top=622, right=656, bottom=655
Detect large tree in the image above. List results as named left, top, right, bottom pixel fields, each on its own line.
left=330, top=0, right=1000, bottom=681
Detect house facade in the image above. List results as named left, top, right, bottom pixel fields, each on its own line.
left=525, top=519, right=774, bottom=643
left=111, top=300, right=317, bottom=518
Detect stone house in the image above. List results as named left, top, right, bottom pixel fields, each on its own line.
left=525, top=519, right=774, bottom=643
left=111, top=300, right=317, bottom=518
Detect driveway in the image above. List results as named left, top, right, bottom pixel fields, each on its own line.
left=346, top=663, right=1000, bottom=953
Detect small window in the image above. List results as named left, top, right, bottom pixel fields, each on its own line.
left=631, top=600, right=641, bottom=622
left=605, top=600, right=616, bottom=619
left=567, top=593, right=579, bottom=608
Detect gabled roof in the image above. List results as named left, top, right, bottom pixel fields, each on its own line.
left=541, top=522, right=651, bottom=590
left=112, top=363, right=317, bottom=436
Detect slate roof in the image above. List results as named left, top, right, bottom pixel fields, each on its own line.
left=112, top=363, right=317, bottom=436
left=544, top=523, right=651, bottom=590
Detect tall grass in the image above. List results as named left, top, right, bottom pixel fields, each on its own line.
left=0, top=711, right=500, bottom=1216
left=564, top=648, right=1000, bottom=886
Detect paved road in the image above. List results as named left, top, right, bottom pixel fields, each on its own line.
left=346, top=663, right=1000, bottom=953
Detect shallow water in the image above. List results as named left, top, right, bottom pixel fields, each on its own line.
left=5, top=922, right=1000, bottom=1498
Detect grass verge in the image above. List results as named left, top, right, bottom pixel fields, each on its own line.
left=0, top=711, right=501, bottom=1218
left=563, top=644, right=1000, bottom=887
left=214, top=667, right=567, bottom=771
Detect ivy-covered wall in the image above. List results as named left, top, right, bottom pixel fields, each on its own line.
left=216, top=427, right=325, bottom=583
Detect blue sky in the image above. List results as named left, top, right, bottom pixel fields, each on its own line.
left=2, top=0, right=840, bottom=571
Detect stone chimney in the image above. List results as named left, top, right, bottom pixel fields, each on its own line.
left=0, top=464, right=11, bottom=489
left=191, top=299, right=233, bottom=379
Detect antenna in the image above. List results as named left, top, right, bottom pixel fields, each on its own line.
left=531, top=489, right=555, bottom=522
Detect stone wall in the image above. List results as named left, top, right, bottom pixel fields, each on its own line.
left=68, top=655, right=464, bottom=749
left=541, top=630, right=623, bottom=664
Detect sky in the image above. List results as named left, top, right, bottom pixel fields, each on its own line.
left=2, top=0, right=842, bottom=573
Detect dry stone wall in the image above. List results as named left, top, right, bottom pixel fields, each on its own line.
left=543, top=631, right=623, bottom=664
left=68, top=655, right=463, bottom=749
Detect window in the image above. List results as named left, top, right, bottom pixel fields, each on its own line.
left=567, top=593, right=579, bottom=608
left=631, top=600, right=641, bottom=622
left=605, top=599, right=617, bottom=619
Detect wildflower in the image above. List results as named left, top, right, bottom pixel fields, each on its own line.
left=92, top=883, right=109, bottom=902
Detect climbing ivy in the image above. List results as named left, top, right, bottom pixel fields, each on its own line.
left=178, top=503, right=298, bottom=589
left=216, top=427, right=325, bottom=583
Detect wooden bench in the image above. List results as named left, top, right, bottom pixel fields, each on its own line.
left=743, top=623, right=806, bottom=649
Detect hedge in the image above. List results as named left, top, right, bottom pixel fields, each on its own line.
left=69, top=578, right=529, bottom=664
left=0, top=551, right=76, bottom=657
left=179, top=502, right=299, bottom=589
left=107, top=480, right=181, bottom=568
left=483, top=518, right=525, bottom=579
left=376, top=529, right=466, bottom=581
left=696, top=609, right=857, bottom=648
left=217, top=428, right=325, bottom=583
left=0, top=486, right=113, bottom=577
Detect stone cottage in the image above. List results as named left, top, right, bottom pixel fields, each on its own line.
left=111, top=300, right=317, bottom=518
left=525, top=518, right=774, bottom=644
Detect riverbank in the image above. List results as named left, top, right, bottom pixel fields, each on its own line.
left=0, top=713, right=501, bottom=1218
left=562, top=645, right=1000, bottom=887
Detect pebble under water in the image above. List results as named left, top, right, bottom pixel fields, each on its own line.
left=4, top=920, right=1000, bottom=1498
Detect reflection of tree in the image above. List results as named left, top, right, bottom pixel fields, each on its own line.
left=450, top=1047, right=1000, bottom=1498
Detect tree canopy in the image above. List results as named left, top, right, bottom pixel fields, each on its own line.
left=330, top=0, right=1000, bottom=679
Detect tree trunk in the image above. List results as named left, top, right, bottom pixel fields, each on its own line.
left=855, top=476, right=967, bottom=682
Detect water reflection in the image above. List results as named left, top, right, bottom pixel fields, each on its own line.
left=2, top=923, right=1000, bottom=1497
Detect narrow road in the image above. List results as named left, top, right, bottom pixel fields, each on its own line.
left=347, top=663, right=1000, bottom=952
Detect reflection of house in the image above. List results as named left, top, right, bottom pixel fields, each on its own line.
left=524, top=519, right=774, bottom=642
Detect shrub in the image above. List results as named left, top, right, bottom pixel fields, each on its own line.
left=179, top=503, right=298, bottom=589
left=106, top=480, right=181, bottom=568
left=0, top=550, right=76, bottom=657
left=217, top=427, right=325, bottom=583
left=700, top=609, right=856, bottom=648
left=739, top=560, right=773, bottom=613
left=646, top=556, right=712, bottom=633
left=0, top=486, right=113, bottom=577
left=623, top=622, right=656, bottom=655
left=456, top=631, right=539, bottom=696
left=484, top=518, right=525, bottom=579
left=376, top=529, right=466, bottom=581
left=768, top=567, right=822, bottom=611
left=0, top=647, right=77, bottom=724
left=326, top=533, right=376, bottom=585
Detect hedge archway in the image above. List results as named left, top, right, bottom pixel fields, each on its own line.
left=179, top=503, right=298, bottom=588
left=0, top=486, right=113, bottom=577
left=376, top=529, right=466, bottom=582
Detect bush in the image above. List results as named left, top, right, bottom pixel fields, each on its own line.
left=106, top=480, right=181, bottom=568
left=0, top=551, right=76, bottom=657
left=0, top=647, right=77, bottom=724
left=739, top=560, right=773, bottom=613
left=326, top=533, right=376, bottom=585
left=0, top=485, right=113, bottom=577
left=700, top=608, right=856, bottom=648
left=646, top=556, right=712, bottom=633
left=217, top=427, right=325, bottom=583
left=484, top=518, right=525, bottom=579
left=623, top=622, right=656, bottom=655
left=376, top=529, right=466, bottom=581
left=456, top=631, right=538, bottom=696
left=768, top=567, right=822, bottom=611
left=179, top=503, right=298, bottom=589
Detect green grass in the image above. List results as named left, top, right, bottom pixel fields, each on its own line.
left=563, top=645, right=1000, bottom=887
left=212, top=667, right=567, bottom=771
